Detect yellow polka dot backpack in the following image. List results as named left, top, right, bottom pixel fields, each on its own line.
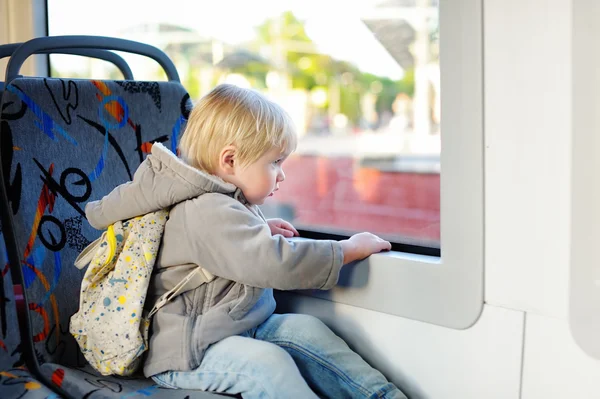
left=69, top=209, right=213, bottom=376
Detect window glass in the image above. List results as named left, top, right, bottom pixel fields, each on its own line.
left=48, top=0, right=440, bottom=248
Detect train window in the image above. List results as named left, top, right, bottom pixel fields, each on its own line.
left=48, top=0, right=440, bottom=251
left=47, top=0, right=484, bottom=329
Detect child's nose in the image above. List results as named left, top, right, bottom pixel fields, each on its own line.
left=277, top=169, right=285, bottom=182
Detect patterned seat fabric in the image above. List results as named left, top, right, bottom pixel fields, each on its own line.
left=0, top=77, right=229, bottom=398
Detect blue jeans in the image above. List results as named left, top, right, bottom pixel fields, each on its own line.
left=152, top=313, right=406, bottom=399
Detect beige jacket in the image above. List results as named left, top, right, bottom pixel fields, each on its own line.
left=85, top=143, right=344, bottom=377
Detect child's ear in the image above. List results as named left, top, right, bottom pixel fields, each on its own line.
left=218, top=145, right=237, bottom=175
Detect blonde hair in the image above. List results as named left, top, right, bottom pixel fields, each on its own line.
left=178, top=84, right=297, bottom=173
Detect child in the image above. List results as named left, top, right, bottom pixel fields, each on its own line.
left=85, top=84, right=407, bottom=398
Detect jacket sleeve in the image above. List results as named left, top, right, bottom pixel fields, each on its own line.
left=180, top=193, right=344, bottom=290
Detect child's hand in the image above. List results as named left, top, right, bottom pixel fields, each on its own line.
left=267, top=218, right=299, bottom=238
left=340, top=232, right=391, bottom=264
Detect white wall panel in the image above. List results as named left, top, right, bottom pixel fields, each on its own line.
left=485, top=0, right=572, bottom=319
left=522, top=313, right=600, bottom=399
left=276, top=293, right=523, bottom=399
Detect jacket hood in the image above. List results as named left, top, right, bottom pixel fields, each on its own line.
left=85, top=142, right=240, bottom=229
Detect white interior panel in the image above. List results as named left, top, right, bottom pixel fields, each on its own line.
left=569, top=0, right=600, bottom=360
left=276, top=292, right=523, bottom=399
left=522, top=313, right=600, bottom=399
left=484, top=0, right=571, bottom=319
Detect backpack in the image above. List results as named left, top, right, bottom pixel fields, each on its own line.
left=69, top=209, right=214, bottom=376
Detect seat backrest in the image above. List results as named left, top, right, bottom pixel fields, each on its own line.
left=0, top=75, right=191, bottom=369
left=0, top=41, right=131, bottom=376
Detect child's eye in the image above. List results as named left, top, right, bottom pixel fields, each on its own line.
left=273, top=159, right=282, bottom=165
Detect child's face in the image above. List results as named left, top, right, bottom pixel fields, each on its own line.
left=234, top=147, right=288, bottom=205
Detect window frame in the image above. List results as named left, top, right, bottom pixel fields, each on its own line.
left=43, top=0, right=484, bottom=330
left=291, top=0, right=484, bottom=329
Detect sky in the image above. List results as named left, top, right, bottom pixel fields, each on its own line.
left=47, top=0, right=407, bottom=79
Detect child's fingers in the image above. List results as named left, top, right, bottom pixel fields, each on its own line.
left=282, top=229, right=294, bottom=237
left=280, top=220, right=299, bottom=236
left=273, top=227, right=294, bottom=237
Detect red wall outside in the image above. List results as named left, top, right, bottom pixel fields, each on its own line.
left=266, top=155, right=440, bottom=244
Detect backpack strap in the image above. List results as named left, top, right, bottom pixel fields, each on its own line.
left=74, top=223, right=214, bottom=318
left=148, top=266, right=214, bottom=318
left=74, top=231, right=108, bottom=270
